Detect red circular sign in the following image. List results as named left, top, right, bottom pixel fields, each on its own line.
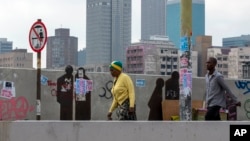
left=29, top=19, right=47, bottom=53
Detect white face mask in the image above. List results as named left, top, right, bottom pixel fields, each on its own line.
left=78, top=69, right=84, bottom=78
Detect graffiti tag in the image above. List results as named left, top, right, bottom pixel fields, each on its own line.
left=0, top=96, right=35, bottom=120
left=235, top=80, right=250, bottom=95
left=99, top=80, right=113, bottom=99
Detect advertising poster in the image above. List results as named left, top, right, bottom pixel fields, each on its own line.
left=75, top=78, right=93, bottom=101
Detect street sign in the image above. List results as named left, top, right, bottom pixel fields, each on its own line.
left=29, top=19, right=47, bottom=52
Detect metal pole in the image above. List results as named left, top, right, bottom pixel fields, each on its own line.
left=36, top=51, right=41, bottom=120
left=180, top=0, right=192, bottom=120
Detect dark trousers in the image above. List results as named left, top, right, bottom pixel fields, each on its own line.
left=205, top=106, right=221, bottom=120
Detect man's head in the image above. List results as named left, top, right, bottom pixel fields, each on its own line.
left=206, top=57, right=217, bottom=72
left=109, top=61, right=122, bottom=77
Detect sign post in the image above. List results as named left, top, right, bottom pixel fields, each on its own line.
left=29, top=19, right=47, bottom=120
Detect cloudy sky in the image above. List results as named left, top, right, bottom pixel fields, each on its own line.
left=0, top=0, right=250, bottom=67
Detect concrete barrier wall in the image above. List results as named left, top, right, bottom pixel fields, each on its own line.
left=0, top=121, right=250, bottom=141
left=0, top=68, right=250, bottom=120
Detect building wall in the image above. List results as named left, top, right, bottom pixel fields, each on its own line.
left=1, top=121, right=249, bottom=141
left=78, top=49, right=86, bottom=67
left=141, top=0, right=166, bottom=40
left=208, top=46, right=250, bottom=79
left=0, top=68, right=249, bottom=121
left=0, top=49, right=33, bottom=68
left=194, top=35, right=212, bottom=77
left=127, top=38, right=198, bottom=76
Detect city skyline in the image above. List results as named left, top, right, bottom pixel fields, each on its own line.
left=1, top=0, right=250, bottom=68
left=1, top=0, right=250, bottom=49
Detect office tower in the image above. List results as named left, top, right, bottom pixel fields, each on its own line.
left=86, top=0, right=131, bottom=67
left=194, top=35, right=212, bottom=77
left=141, top=0, right=166, bottom=40
left=46, top=28, right=78, bottom=69
left=223, top=35, right=250, bottom=47
left=166, top=0, right=205, bottom=48
left=78, top=48, right=86, bottom=67
left=0, top=38, right=13, bottom=53
left=0, top=49, right=33, bottom=68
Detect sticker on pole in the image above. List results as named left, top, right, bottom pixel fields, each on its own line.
left=29, top=19, right=47, bottom=53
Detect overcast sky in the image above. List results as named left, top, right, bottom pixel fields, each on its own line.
left=1, top=0, right=250, bottom=67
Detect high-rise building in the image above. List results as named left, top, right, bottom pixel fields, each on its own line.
left=46, top=28, right=78, bottom=69
left=86, top=0, right=131, bottom=68
left=193, top=35, right=212, bottom=77
left=141, top=0, right=166, bottom=40
left=166, top=0, right=205, bottom=48
left=0, top=49, right=33, bottom=68
left=223, top=35, right=250, bottom=47
left=78, top=48, right=86, bottom=67
left=0, top=38, right=13, bottom=53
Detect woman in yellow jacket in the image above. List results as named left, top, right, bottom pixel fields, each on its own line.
left=107, top=61, right=137, bottom=120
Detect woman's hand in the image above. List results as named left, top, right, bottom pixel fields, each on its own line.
left=129, top=107, right=135, bottom=114
left=107, top=112, right=112, bottom=120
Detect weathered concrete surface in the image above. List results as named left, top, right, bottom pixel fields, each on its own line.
left=0, top=67, right=250, bottom=120
left=0, top=121, right=249, bottom=141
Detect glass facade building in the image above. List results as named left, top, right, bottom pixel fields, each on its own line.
left=141, top=0, right=166, bottom=40
left=166, top=0, right=205, bottom=48
left=86, top=0, right=131, bottom=65
left=223, top=35, right=250, bottom=47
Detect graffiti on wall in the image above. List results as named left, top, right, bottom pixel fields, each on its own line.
left=244, top=99, right=250, bottom=119
left=235, top=80, right=250, bottom=95
left=234, top=80, right=250, bottom=119
left=41, top=75, right=57, bottom=96
left=99, top=80, right=113, bottom=99
left=0, top=96, right=35, bottom=120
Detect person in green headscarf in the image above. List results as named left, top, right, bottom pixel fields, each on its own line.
left=107, top=61, right=137, bottom=120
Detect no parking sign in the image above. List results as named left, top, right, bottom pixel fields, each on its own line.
left=29, top=19, right=47, bottom=52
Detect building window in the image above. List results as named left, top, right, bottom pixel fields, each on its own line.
left=161, top=64, right=165, bottom=69
left=223, top=64, right=228, bottom=68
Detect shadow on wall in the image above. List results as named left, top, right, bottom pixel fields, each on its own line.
left=147, top=71, right=180, bottom=120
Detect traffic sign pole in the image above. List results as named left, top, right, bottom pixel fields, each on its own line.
left=29, top=19, right=47, bottom=120
left=37, top=52, right=41, bottom=120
